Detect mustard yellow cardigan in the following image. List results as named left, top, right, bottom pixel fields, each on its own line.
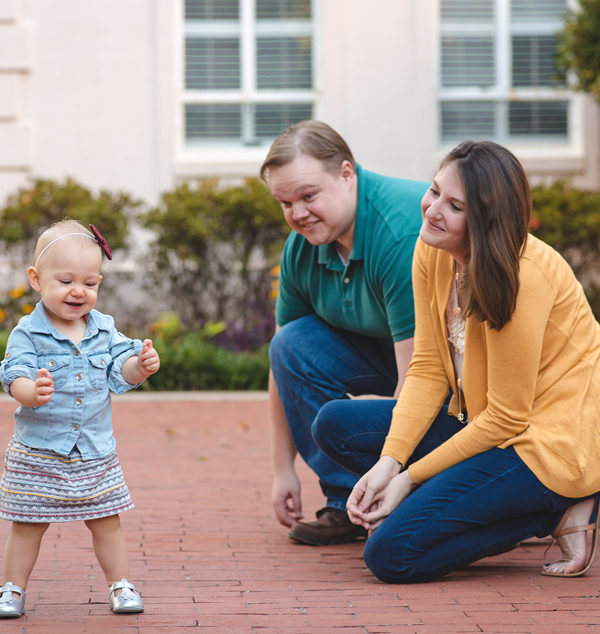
left=382, top=235, right=600, bottom=498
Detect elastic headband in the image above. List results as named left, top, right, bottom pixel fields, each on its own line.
left=33, top=224, right=113, bottom=268
left=34, top=234, right=96, bottom=268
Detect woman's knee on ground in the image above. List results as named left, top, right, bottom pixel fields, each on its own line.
left=363, top=528, right=421, bottom=584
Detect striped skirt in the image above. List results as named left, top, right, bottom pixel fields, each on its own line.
left=0, top=437, right=134, bottom=523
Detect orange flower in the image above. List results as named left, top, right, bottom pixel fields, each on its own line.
left=269, top=281, right=279, bottom=299
left=9, top=285, right=26, bottom=299
left=270, top=265, right=280, bottom=299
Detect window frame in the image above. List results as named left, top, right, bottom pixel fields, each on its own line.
left=437, top=0, right=581, bottom=155
left=179, top=0, right=317, bottom=162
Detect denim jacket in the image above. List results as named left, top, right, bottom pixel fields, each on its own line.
left=0, top=301, right=143, bottom=459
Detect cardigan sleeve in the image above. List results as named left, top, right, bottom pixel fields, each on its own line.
left=381, top=240, right=451, bottom=465
left=406, top=256, right=556, bottom=484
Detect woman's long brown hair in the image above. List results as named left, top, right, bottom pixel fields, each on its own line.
left=443, top=141, right=531, bottom=330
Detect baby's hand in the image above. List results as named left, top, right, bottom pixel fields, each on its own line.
left=137, top=339, right=160, bottom=377
left=35, top=368, right=54, bottom=405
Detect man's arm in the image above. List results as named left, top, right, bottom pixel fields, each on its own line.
left=393, top=337, right=414, bottom=398
left=269, top=367, right=304, bottom=527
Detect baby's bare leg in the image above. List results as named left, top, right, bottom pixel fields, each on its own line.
left=85, top=515, right=130, bottom=586
left=3, top=521, right=49, bottom=590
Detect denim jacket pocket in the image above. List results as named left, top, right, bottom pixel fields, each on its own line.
left=88, top=353, right=111, bottom=389
left=38, top=354, right=71, bottom=389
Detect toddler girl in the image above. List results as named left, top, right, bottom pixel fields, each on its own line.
left=0, top=219, right=160, bottom=617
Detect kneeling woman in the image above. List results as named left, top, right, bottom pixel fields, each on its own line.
left=313, top=140, right=600, bottom=582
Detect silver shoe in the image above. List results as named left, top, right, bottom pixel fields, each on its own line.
left=0, top=581, right=25, bottom=618
left=108, top=578, right=144, bottom=614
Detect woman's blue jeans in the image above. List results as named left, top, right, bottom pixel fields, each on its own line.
left=269, top=315, right=397, bottom=511
left=312, top=398, right=587, bottom=582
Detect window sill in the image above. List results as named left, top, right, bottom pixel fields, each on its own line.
left=175, top=146, right=270, bottom=180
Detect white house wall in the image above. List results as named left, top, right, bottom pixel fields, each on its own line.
left=317, top=0, right=438, bottom=182
left=0, top=0, right=598, bottom=209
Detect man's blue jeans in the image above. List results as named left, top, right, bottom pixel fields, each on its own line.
left=312, top=397, right=588, bottom=582
left=269, top=315, right=397, bottom=511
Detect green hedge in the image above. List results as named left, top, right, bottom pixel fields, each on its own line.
left=0, top=331, right=7, bottom=363
left=142, top=334, right=269, bottom=391
left=530, top=181, right=600, bottom=319
left=0, top=330, right=269, bottom=392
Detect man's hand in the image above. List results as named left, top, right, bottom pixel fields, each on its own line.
left=272, top=468, right=304, bottom=527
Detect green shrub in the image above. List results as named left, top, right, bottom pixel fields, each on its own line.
left=136, top=311, right=269, bottom=390
left=141, top=178, right=288, bottom=347
left=0, top=331, right=8, bottom=362
left=557, top=0, right=600, bottom=102
left=142, top=332, right=269, bottom=391
left=0, top=326, right=269, bottom=392
left=0, top=284, right=37, bottom=331
left=530, top=181, right=600, bottom=318
left=0, top=178, right=141, bottom=269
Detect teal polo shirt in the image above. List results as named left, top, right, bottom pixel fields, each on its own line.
left=276, top=165, right=428, bottom=342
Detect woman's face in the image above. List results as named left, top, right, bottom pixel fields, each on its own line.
left=267, top=154, right=357, bottom=259
left=419, top=161, right=469, bottom=263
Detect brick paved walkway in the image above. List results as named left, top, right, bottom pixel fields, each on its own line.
left=0, top=393, right=599, bottom=633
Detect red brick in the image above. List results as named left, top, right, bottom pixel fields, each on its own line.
left=0, top=395, right=598, bottom=632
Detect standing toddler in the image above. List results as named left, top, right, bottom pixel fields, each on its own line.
left=0, top=219, right=160, bottom=617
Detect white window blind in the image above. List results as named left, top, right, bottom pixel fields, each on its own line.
left=439, top=0, right=570, bottom=144
left=183, top=0, right=314, bottom=145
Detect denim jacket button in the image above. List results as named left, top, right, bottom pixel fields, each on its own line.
left=73, top=349, right=80, bottom=356
left=73, top=424, right=79, bottom=430
left=76, top=373, right=82, bottom=381
left=75, top=398, right=82, bottom=405
left=48, top=360, right=55, bottom=367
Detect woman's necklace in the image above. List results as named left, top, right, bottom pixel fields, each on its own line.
left=452, top=261, right=462, bottom=316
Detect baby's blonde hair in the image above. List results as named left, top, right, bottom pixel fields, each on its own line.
left=32, top=219, right=99, bottom=267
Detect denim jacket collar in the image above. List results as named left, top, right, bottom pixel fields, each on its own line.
left=28, top=300, right=113, bottom=340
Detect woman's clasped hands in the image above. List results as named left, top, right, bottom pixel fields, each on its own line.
left=346, top=455, right=418, bottom=531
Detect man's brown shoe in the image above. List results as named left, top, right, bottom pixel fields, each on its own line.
left=288, top=507, right=368, bottom=545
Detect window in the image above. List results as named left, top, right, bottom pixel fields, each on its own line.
left=439, top=0, right=571, bottom=145
left=183, top=0, right=314, bottom=146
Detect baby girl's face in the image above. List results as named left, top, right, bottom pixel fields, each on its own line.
left=34, top=240, right=103, bottom=327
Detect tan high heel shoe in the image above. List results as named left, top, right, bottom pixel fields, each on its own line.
left=540, top=495, right=600, bottom=578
